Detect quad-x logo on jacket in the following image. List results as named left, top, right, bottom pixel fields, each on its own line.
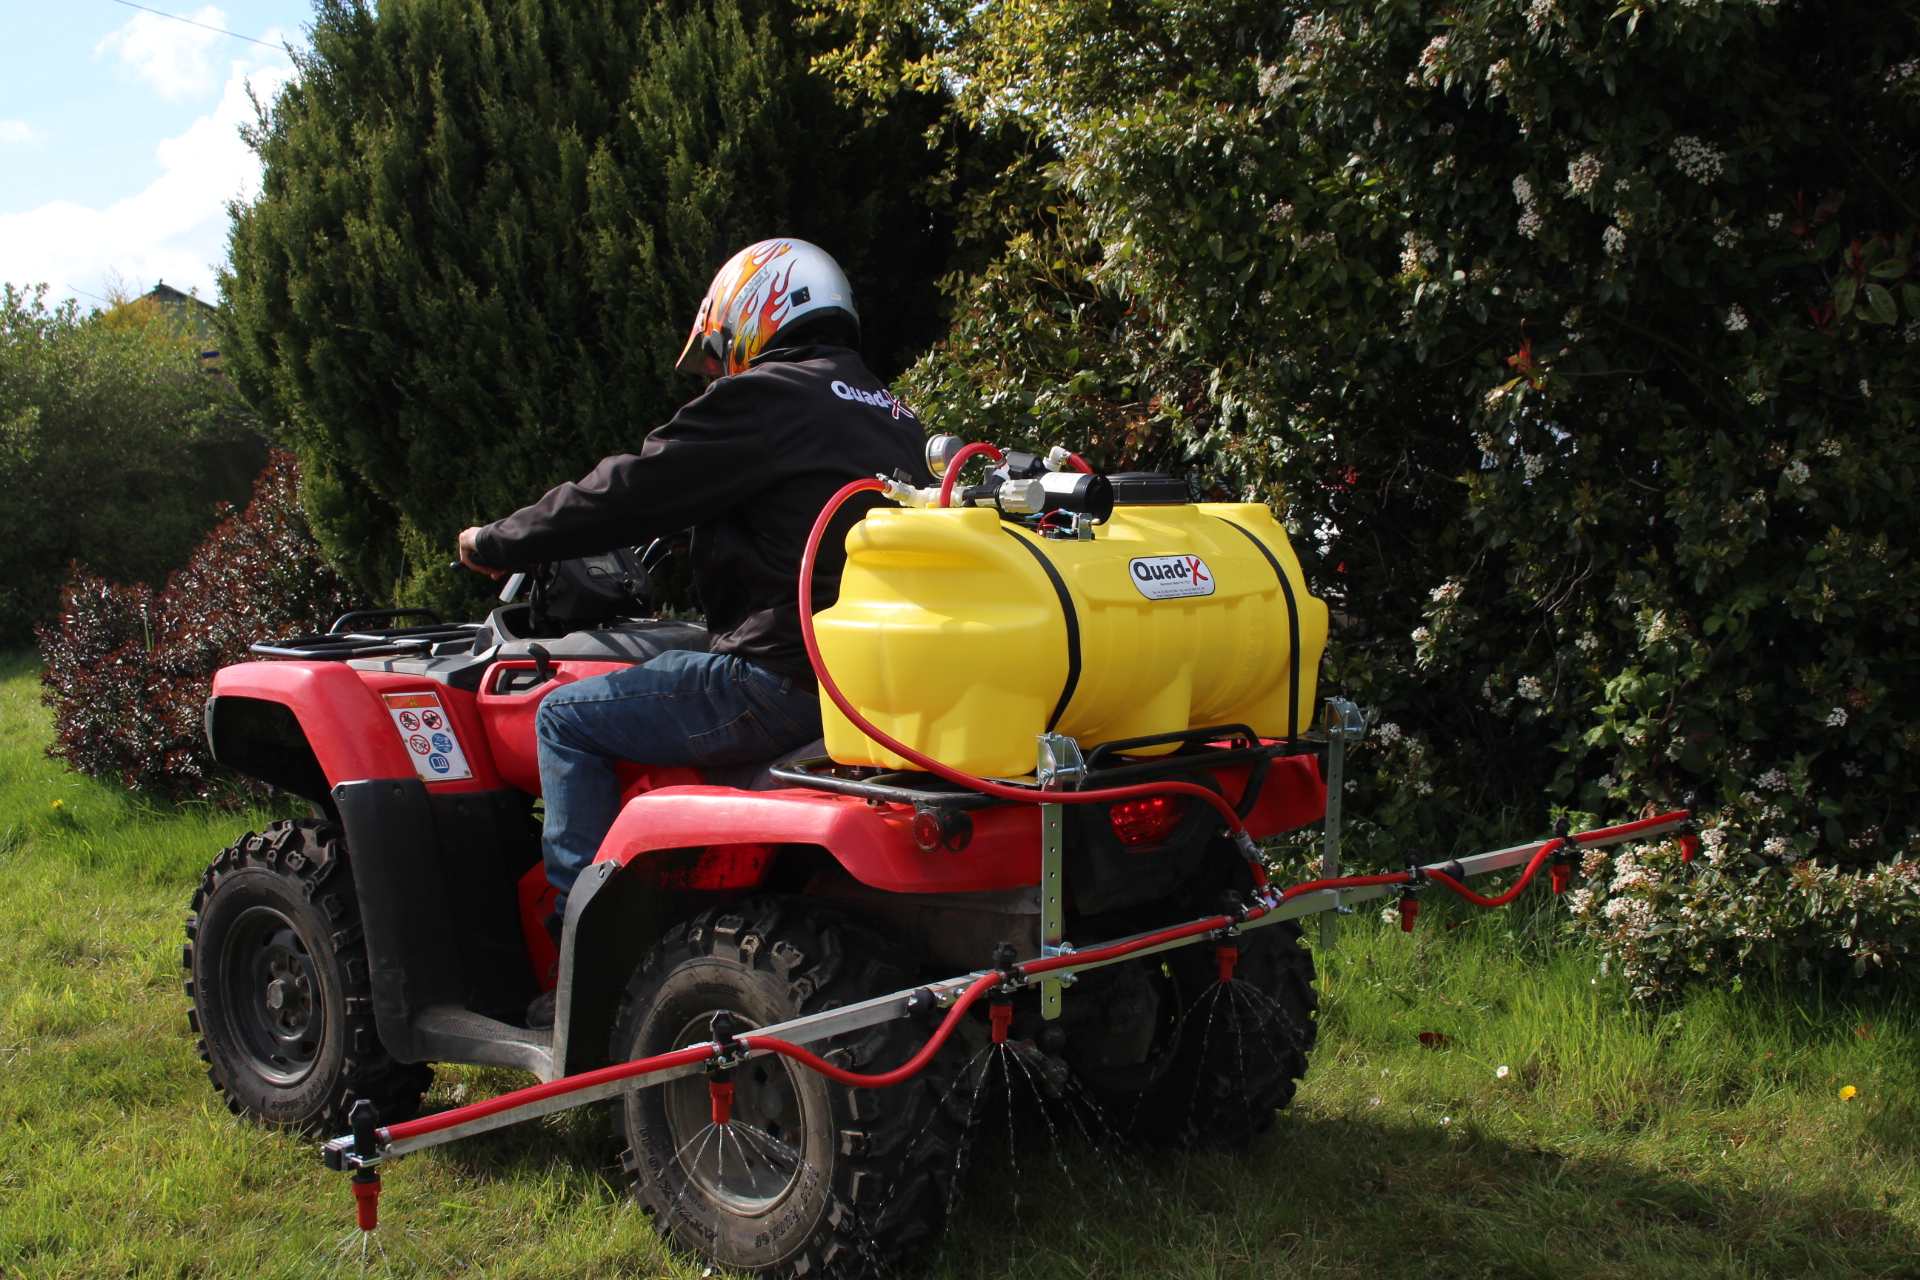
left=830, top=380, right=916, bottom=420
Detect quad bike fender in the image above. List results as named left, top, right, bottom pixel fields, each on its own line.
left=1228, top=753, right=1328, bottom=840
left=595, top=787, right=1040, bottom=895
left=210, top=661, right=508, bottom=797
left=209, top=661, right=416, bottom=791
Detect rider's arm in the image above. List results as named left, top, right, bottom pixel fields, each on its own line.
left=468, top=379, right=773, bottom=569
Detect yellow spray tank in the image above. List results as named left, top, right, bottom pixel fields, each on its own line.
left=813, top=464, right=1329, bottom=777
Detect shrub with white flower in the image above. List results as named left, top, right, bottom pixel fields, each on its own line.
left=1374, top=721, right=1403, bottom=745
left=1516, top=675, right=1545, bottom=700
left=1512, top=173, right=1541, bottom=238
left=1569, top=834, right=1920, bottom=996
left=1757, top=768, right=1790, bottom=791
left=1827, top=707, right=1849, bottom=728
left=1603, top=224, right=1626, bottom=254
left=1724, top=304, right=1748, bottom=331
left=1669, top=135, right=1726, bottom=182
left=1575, top=632, right=1599, bottom=654
left=1399, top=230, right=1438, bottom=274
left=1567, top=152, right=1602, bottom=195
left=1784, top=459, right=1810, bottom=484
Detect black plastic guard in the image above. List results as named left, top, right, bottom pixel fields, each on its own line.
left=334, top=778, right=465, bottom=1062
left=332, top=779, right=542, bottom=1062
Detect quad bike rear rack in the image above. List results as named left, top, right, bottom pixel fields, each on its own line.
left=769, top=722, right=1321, bottom=813
left=323, top=802, right=1697, bottom=1198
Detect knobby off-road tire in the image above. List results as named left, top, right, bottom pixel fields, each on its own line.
left=185, top=819, right=432, bottom=1135
left=613, top=896, right=962, bottom=1278
left=1070, top=916, right=1317, bottom=1149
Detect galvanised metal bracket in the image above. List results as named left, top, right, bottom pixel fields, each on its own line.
left=1035, top=733, right=1082, bottom=1021
left=1038, top=803, right=1067, bottom=1019
left=1320, top=697, right=1367, bottom=952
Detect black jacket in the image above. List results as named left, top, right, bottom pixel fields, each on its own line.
left=472, top=345, right=929, bottom=684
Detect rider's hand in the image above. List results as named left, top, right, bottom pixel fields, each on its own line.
left=458, top=527, right=509, bottom=579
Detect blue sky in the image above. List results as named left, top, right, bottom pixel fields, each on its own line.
left=0, top=1, right=313, bottom=307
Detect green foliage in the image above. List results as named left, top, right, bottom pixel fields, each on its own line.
left=826, top=0, right=1920, bottom=987
left=0, top=286, right=266, bottom=645
left=222, top=0, right=961, bottom=615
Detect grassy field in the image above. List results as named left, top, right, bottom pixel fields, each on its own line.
left=2, top=646, right=1917, bottom=1278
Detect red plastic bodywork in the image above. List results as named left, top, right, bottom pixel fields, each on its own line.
left=216, top=655, right=1328, bottom=964
left=594, top=752, right=1327, bottom=897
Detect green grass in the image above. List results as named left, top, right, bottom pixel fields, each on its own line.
left=1, top=647, right=1916, bottom=1278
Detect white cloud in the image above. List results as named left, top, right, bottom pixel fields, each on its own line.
left=0, top=59, right=293, bottom=305
left=0, top=120, right=34, bottom=145
left=97, top=6, right=230, bottom=101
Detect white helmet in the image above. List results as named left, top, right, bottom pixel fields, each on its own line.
left=675, top=238, right=860, bottom=377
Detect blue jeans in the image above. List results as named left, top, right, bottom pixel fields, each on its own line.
left=534, top=651, right=822, bottom=914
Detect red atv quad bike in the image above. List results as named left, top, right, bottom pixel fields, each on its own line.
left=186, top=490, right=1332, bottom=1273
left=187, top=455, right=1696, bottom=1276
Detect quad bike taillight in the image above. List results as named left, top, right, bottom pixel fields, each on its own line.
left=1108, top=795, right=1189, bottom=846
left=910, top=807, right=974, bottom=852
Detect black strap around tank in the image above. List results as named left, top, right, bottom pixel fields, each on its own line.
left=1209, top=516, right=1302, bottom=744
left=1002, top=528, right=1082, bottom=732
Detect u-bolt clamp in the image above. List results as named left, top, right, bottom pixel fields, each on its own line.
left=1549, top=815, right=1574, bottom=893
left=705, top=1009, right=742, bottom=1128
left=989, top=940, right=1019, bottom=1044
left=1216, top=889, right=1249, bottom=933
left=706, top=1009, right=744, bottom=1075
left=1678, top=791, right=1702, bottom=865
left=1398, top=848, right=1426, bottom=931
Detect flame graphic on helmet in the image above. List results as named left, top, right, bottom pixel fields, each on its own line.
left=678, top=240, right=799, bottom=377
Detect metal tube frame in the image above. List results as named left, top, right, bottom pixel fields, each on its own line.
left=325, top=810, right=1687, bottom=1168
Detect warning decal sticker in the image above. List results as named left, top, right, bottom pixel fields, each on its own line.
left=383, top=691, right=474, bottom=782
left=1129, top=555, right=1216, bottom=600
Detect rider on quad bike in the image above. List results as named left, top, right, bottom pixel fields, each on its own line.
left=192, top=236, right=1327, bottom=1280
left=457, top=239, right=929, bottom=1025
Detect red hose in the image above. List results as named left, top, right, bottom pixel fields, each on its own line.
left=1281, top=873, right=1409, bottom=901
left=801, top=478, right=1249, bottom=832
left=1065, top=453, right=1094, bottom=474
left=1024, top=915, right=1235, bottom=974
left=742, top=972, right=1002, bottom=1088
left=1427, top=840, right=1560, bottom=908
left=381, top=1043, right=716, bottom=1142
left=936, top=442, right=1006, bottom=508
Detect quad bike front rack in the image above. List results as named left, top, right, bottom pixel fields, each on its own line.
left=323, top=802, right=1696, bottom=1227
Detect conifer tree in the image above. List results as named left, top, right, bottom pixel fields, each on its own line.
left=222, top=0, right=954, bottom=610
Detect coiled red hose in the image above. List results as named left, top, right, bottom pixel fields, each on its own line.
left=801, top=477, right=1249, bottom=832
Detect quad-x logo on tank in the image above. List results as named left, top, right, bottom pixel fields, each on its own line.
left=1129, top=555, right=1215, bottom=600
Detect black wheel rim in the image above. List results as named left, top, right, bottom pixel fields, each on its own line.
left=221, top=905, right=324, bottom=1085
left=662, top=1011, right=808, bottom=1214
